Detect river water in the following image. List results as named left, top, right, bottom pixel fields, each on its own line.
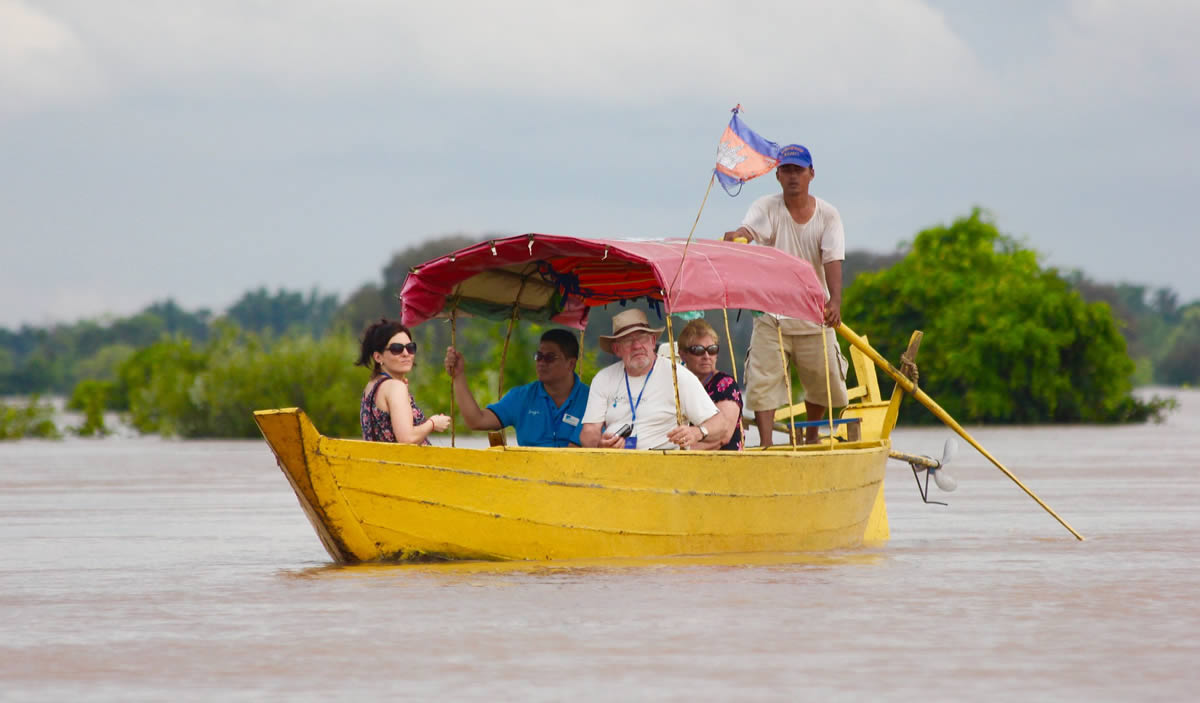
left=2, top=389, right=1198, bottom=701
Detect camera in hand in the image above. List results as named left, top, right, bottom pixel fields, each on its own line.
left=612, top=423, right=633, bottom=438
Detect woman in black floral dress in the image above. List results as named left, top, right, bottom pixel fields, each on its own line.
left=677, top=319, right=743, bottom=450
left=356, top=319, right=451, bottom=444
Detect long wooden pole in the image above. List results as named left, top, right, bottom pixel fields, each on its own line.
left=836, top=322, right=1084, bottom=541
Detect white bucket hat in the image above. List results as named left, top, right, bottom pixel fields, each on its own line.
left=598, top=309, right=665, bottom=354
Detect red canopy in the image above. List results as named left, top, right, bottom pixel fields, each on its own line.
left=399, top=234, right=826, bottom=329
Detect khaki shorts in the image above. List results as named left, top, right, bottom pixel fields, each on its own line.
left=743, top=315, right=848, bottom=411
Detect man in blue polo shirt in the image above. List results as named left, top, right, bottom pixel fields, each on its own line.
left=443, top=328, right=589, bottom=447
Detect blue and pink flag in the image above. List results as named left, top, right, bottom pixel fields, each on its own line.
left=714, top=105, right=780, bottom=196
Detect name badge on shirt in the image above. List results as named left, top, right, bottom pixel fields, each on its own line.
left=624, top=436, right=637, bottom=449
left=562, top=413, right=580, bottom=427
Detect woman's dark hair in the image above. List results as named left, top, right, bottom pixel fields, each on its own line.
left=356, top=318, right=413, bottom=374
left=540, top=328, right=579, bottom=360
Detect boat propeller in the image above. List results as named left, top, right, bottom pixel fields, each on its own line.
left=889, top=439, right=958, bottom=505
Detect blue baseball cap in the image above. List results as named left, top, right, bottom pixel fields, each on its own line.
left=778, top=144, right=813, bottom=168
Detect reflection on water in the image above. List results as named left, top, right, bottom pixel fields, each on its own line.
left=283, top=550, right=889, bottom=581
left=1, top=389, right=1198, bottom=701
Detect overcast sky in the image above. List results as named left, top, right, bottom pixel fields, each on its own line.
left=2, top=0, right=1197, bottom=328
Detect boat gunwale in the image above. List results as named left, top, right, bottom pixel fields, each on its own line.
left=316, top=433, right=891, bottom=458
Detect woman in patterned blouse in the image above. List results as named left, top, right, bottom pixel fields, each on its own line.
left=356, top=319, right=451, bottom=444
left=676, top=319, right=744, bottom=451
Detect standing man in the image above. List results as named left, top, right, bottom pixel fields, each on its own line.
left=724, top=144, right=849, bottom=447
left=444, top=328, right=589, bottom=447
left=579, top=309, right=727, bottom=450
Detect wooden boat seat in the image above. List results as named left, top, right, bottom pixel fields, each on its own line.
left=487, top=430, right=507, bottom=447
left=787, top=417, right=861, bottom=442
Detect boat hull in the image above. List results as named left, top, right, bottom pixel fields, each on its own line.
left=255, top=408, right=890, bottom=563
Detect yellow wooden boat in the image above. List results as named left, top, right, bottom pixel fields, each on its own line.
left=254, top=341, right=903, bottom=562
left=254, top=234, right=967, bottom=563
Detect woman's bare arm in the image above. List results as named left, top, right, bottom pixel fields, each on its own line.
left=381, top=379, right=434, bottom=444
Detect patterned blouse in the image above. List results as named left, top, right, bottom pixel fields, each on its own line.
left=703, top=371, right=744, bottom=451
left=360, top=374, right=430, bottom=445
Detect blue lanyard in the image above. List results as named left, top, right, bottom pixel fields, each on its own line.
left=623, top=362, right=655, bottom=424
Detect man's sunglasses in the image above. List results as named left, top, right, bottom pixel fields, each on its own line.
left=386, top=342, right=418, bottom=355
left=684, top=344, right=720, bottom=356
left=533, top=351, right=560, bottom=363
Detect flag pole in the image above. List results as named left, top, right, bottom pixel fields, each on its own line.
left=663, top=106, right=774, bottom=430
left=662, top=172, right=716, bottom=433
left=666, top=172, right=717, bottom=297
left=667, top=102, right=768, bottom=299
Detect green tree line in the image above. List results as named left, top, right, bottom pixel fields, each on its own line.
left=1, top=211, right=1191, bottom=438
left=0, top=289, right=338, bottom=395
left=57, top=317, right=603, bottom=439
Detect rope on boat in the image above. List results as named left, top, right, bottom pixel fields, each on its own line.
left=776, top=322, right=797, bottom=450
left=899, top=349, right=920, bottom=387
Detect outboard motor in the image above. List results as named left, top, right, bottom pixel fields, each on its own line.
left=890, top=439, right=958, bottom=505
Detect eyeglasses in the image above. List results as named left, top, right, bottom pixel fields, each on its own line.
left=619, top=332, right=655, bottom=347
left=386, top=342, right=417, bottom=355
left=533, top=351, right=560, bottom=363
left=684, top=344, right=720, bottom=356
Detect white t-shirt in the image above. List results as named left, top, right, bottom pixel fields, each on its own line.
left=582, top=356, right=718, bottom=449
left=742, top=193, right=845, bottom=333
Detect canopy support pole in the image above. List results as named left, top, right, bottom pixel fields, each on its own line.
left=579, top=317, right=587, bottom=372
left=820, top=325, right=835, bottom=450
left=721, top=307, right=738, bottom=386
left=663, top=300, right=684, bottom=426
left=660, top=170, right=717, bottom=433
left=497, top=278, right=527, bottom=400
left=448, top=302, right=458, bottom=448
left=776, top=323, right=797, bottom=450
left=498, top=309, right=517, bottom=400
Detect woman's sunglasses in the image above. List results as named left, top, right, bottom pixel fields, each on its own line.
left=684, top=344, right=720, bottom=356
left=386, top=342, right=418, bottom=355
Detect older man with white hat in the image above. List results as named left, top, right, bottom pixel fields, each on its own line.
left=580, top=309, right=729, bottom=450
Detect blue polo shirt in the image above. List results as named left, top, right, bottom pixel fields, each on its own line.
left=486, top=374, right=589, bottom=447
